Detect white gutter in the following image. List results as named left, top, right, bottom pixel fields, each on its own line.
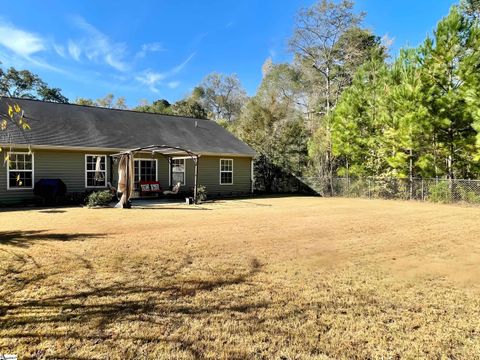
left=0, top=143, right=255, bottom=158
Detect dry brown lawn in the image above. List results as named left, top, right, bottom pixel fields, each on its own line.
left=1, top=197, right=480, bottom=359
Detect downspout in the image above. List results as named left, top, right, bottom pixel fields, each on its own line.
left=109, top=155, right=114, bottom=185
left=168, top=157, right=172, bottom=187
left=125, top=153, right=131, bottom=208
left=251, top=158, right=254, bottom=194
left=193, top=156, right=199, bottom=204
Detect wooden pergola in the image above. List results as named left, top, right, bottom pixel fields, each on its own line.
left=111, top=145, right=200, bottom=204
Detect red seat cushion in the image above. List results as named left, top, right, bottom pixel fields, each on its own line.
left=139, top=181, right=162, bottom=193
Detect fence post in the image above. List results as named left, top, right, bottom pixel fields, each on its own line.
left=368, top=179, right=371, bottom=199
left=421, top=179, right=424, bottom=201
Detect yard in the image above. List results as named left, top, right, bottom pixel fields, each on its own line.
left=1, top=197, right=480, bottom=359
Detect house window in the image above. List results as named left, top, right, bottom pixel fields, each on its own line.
left=171, top=158, right=185, bottom=186
left=85, top=155, right=107, bottom=188
left=7, top=152, right=34, bottom=189
left=220, top=159, right=233, bottom=185
left=134, top=159, right=157, bottom=188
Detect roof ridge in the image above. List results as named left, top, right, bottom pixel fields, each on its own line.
left=2, top=96, right=213, bottom=122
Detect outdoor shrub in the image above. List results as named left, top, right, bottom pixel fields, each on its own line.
left=86, top=190, right=114, bottom=207
left=457, top=185, right=480, bottom=204
left=428, top=181, right=451, bottom=203
left=197, top=185, right=207, bottom=202
left=344, top=178, right=368, bottom=198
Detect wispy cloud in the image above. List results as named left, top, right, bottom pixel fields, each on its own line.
left=0, top=20, right=66, bottom=73
left=225, top=21, right=234, bottom=29
left=0, top=50, right=65, bottom=74
left=135, top=70, right=166, bottom=92
left=191, top=32, right=209, bottom=48
left=167, top=81, right=180, bottom=89
left=171, top=52, right=195, bottom=74
left=62, top=16, right=129, bottom=71
left=135, top=42, right=166, bottom=59
left=53, top=43, right=66, bottom=58
left=135, top=53, right=195, bottom=93
left=0, top=15, right=197, bottom=98
left=68, top=40, right=82, bottom=61
left=0, top=20, right=45, bottom=56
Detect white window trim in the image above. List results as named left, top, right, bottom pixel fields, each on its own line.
left=85, top=154, right=108, bottom=189
left=134, top=158, right=158, bottom=183
left=251, top=159, right=254, bottom=193
left=219, top=158, right=233, bottom=185
left=6, top=151, right=34, bottom=190
left=170, top=157, right=186, bottom=186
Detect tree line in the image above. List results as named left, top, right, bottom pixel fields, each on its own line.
left=238, top=0, right=480, bottom=188
left=2, top=0, right=480, bottom=190
left=332, top=0, right=480, bottom=182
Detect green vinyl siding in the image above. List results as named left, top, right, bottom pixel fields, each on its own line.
left=0, top=149, right=253, bottom=205
left=0, top=149, right=111, bottom=205
left=169, top=156, right=252, bottom=196
left=185, top=156, right=252, bottom=197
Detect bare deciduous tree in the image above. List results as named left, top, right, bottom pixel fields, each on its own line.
left=196, top=73, right=247, bottom=122
left=289, top=0, right=364, bottom=116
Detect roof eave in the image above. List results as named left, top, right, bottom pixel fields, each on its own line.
left=0, top=143, right=256, bottom=158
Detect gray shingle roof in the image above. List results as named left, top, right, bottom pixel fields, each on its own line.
left=0, top=98, right=255, bottom=157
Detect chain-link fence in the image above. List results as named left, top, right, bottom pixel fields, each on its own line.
left=300, top=177, right=480, bottom=205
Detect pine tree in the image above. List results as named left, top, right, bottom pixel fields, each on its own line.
left=385, top=49, right=433, bottom=181
left=331, top=49, right=389, bottom=177
left=419, top=6, right=480, bottom=179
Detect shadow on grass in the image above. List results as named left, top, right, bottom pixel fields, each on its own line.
left=0, top=230, right=105, bottom=248
left=0, top=254, right=266, bottom=358
left=131, top=206, right=212, bottom=211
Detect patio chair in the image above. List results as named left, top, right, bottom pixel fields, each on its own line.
left=163, top=182, right=181, bottom=195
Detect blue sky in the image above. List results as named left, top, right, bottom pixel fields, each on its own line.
left=0, top=0, right=457, bottom=107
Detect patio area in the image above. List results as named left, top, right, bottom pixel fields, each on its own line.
left=130, top=197, right=190, bottom=208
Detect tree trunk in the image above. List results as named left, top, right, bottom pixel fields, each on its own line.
left=409, top=148, right=413, bottom=199
left=325, top=66, right=334, bottom=196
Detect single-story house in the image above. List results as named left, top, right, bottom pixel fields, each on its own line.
left=0, top=98, right=256, bottom=205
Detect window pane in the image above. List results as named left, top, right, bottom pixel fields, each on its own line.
left=134, top=160, right=156, bottom=183
left=144, top=161, right=156, bottom=181
left=172, top=172, right=184, bottom=185
left=8, top=160, right=16, bottom=170
left=8, top=153, right=34, bottom=188
left=172, top=159, right=185, bottom=172
left=86, top=156, right=95, bottom=171
left=221, top=160, right=232, bottom=171
left=86, top=155, right=106, bottom=171
left=8, top=172, right=17, bottom=187
left=221, top=172, right=232, bottom=184
left=22, top=172, right=32, bottom=187
left=134, top=161, right=139, bottom=178
left=9, top=171, right=32, bottom=188
left=99, top=156, right=106, bottom=170
left=171, top=159, right=185, bottom=185
left=86, top=156, right=107, bottom=187
left=87, top=171, right=106, bottom=187
left=172, top=164, right=184, bottom=172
